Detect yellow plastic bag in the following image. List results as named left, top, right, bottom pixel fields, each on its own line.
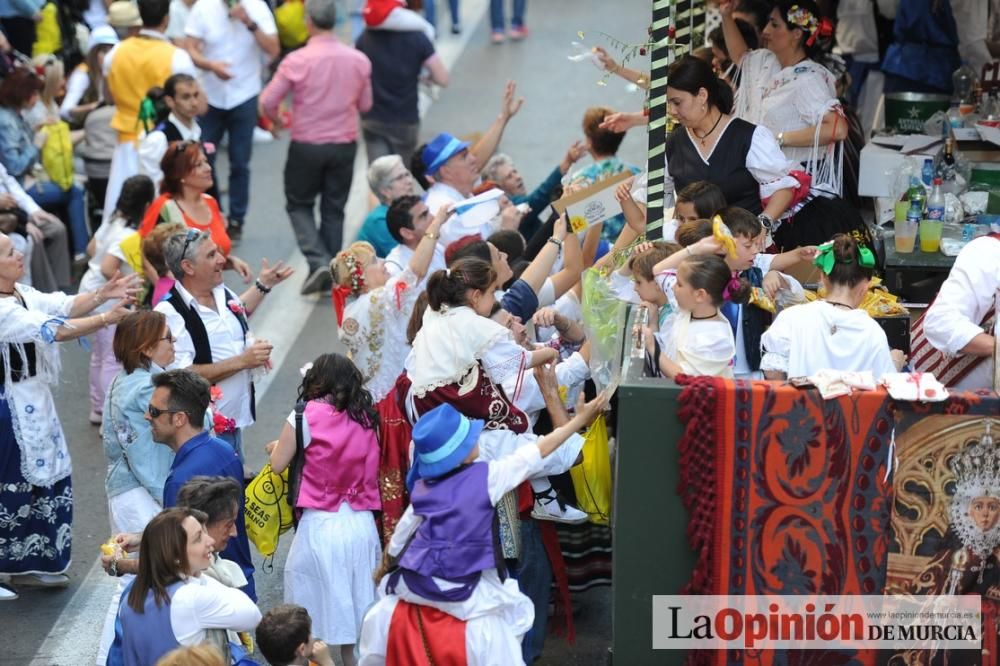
left=275, top=0, right=308, bottom=50
left=570, top=414, right=613, bottom=525
left=32, top=3, right=62, bottom=57
left=40, top=121, right=75, bottom=191
left=244, top=463, right=295, bottom=557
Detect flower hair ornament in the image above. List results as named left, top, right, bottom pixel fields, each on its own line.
left=331, top=251, right=366, bottom=326
left=787, top=4, right=833, bottom=46
left=812, top=240, right=875, bottom=275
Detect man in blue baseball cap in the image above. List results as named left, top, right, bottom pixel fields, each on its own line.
left=358, top=394, right=607, bottom=663
left=420, top=80, right=526, bottom=246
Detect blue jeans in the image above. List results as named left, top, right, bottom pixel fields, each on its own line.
left=199, top=95, right=259, bottom=225
left=490, top=0, right=525, bottom=30
left=216, top=428, right=244, bottom=464
left=27, top=181, right=88, bottom=255
left=424, top=0, right=460, bottom=30
left=517, top=519, right=551, bottom=663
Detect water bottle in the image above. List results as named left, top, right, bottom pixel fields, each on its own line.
left=926, top=178, right=945, bottom=221
left=905, top=200, right=922, bottom=225
left=962, top=220, right=976, bottom=241
left=921, top=159, right=934, bottom=186
left=907, top=176, right=925, bottom=213
left=953, top=61, right=977, bottom=105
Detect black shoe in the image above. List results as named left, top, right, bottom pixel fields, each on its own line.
left=451, top=23, right=461, bottom=34
left=228, top=224, right=243, bottom=241
left=301, top=266, right=332, bottom=295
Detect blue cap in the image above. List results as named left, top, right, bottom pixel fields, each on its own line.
left=405, top=403, right=484, bottom=491
left=422, top=133, right=470, bottom=176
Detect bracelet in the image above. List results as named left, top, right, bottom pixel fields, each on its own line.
left=109, top=556, right=119, bottom=577
left=777, top=131, right=785, bottom=148
left=93, top=291, right=102, bottom=305
left=99, top=313, right=108, bottom=327
left=547, top=237, right=564, bottom=249
left=424, top=231, right=439, bottom=240
left=254, top=280, right=271, bottom=294
left=246, top=21, right=258, bottom=31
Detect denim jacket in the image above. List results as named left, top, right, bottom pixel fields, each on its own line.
left=0, top=106, right=38, bottom=180
left=102, top=367, right=175, bottom=500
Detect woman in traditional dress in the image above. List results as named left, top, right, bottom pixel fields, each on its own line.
left=330, top=204, right=448, bottom=543
left=720, top=0, right=865, bottom=250
left=0, top=232, right=138, bottom=601
left=662, top=56, right=798, bottom=243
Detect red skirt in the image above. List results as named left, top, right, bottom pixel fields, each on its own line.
left=376, top=387, right=412, bottom=545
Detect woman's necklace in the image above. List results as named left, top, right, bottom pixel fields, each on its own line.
left=691, top=110, right=724, bottom=147
left=825, top=300, right=854, bottom=335
left=0, top=289, right=14, bottom=296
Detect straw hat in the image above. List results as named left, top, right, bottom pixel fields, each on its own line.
left=108, top=1, right=142, bottom=28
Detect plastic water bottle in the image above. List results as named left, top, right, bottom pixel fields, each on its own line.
left=905, top=200, right=922, bottom=225
left=953, top=61, right=977, bottom=105
left=962, top=220, right=976, bottom=241
left=926, top=178, right=945, bottom=221
left=921, top=159, right=934, bottom=186
left=907, top=176, right=925, bottom=213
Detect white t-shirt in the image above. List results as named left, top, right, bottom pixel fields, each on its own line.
left=760, top=300, right=897, bottom=379
left=185, top=0, right=277, bottom=109
left=78, top=218, right=135, bottom=313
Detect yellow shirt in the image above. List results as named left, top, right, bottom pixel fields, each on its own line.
left=107, top=37, right=176, bottom=142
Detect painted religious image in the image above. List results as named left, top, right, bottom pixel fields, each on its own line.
left=887, top=413, right=1000, bottom=665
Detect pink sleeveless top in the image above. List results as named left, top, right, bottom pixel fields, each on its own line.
left=296, top=399, right=381, bottom=512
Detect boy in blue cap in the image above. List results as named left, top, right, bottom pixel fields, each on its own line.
left=358, top=394, right=606, bottom=664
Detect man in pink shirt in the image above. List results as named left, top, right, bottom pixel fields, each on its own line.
left=260, top=0, right=373, bottom=294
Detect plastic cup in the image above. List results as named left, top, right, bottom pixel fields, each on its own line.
left=894, top=220, right=918, bottom=253
left=919, top=219, right=944, bottom=253
left=894, top=200, right=910, bottom=224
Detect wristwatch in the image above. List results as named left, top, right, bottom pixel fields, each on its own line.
left=424, top=231, right=439, bottom=240
left=758, top=213, right=777, bottom=232
left=246, top=21, right=258, bottom=32
left=547, top=237, right=564, bottom=249
left=776, top=131, right=785, bottom=147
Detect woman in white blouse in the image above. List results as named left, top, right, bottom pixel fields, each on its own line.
left=118, top=508, right=260, bottom=665
left=720, top=0, right=864, bottom=250
left=761, top=234, right=903, bottom=380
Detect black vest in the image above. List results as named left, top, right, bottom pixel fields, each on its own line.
left=164, top=286, right=255, bottom=419
left=155, top=119, right=185, bottom=144
left=665, top=117, right=763, bottom=215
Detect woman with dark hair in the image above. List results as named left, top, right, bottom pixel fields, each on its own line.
left=118, top=507, right=260, bottom=665
left=269, top=353, right=381, bottom=666
left=81, top=175, right=157, bottom=423
left=137, top=141, right=251, bottom=280
left=664, top=55, right=798, bottom=236
left=720, top=0, right=852, bottom=248
left=761, top=234, right=905, bottom=379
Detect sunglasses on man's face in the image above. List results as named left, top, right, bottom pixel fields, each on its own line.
left=147, top=403, right=182, bottom=419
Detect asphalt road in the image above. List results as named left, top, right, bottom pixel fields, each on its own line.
left=2, top=0, right=650, bottom=662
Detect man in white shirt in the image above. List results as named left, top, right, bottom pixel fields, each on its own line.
left=138, top=73, right=208, bottom=189
left=917, top=234, right=999, bottom=391
left=155, top=229, right=277, bottom=467
left=185, top=0, right=279, bottom=239
left=383, top=194, right=446, bottom=281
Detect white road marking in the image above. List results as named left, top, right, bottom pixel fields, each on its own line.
left=28, top=1, right=488, bottom=662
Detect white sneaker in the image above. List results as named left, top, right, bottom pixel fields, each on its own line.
left=531, top=490, right=588, bottom=524
left=252, top=127, right=274, bottom=143
left=0, top=583, right=17, bottom=601
left=11, top=573, right=69, bottom=587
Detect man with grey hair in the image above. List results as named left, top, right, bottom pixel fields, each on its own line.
left=482, top=141, right=587, bottom=241
left=260, top=0, right=373, bottom=295
left=154, top=229, right=293, bottom=467
left=355, top=155, right=417, bottom=257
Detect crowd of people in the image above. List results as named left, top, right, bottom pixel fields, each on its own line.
left=0, top=0, right=998, bottom=664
